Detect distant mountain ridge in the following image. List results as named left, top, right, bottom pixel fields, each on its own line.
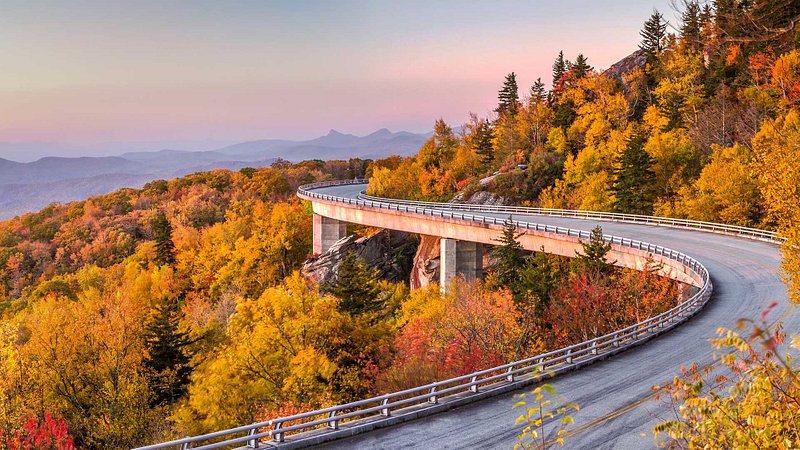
left=0, top=128, right=429, bottom=219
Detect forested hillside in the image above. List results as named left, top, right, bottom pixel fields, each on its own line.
left=366, top=1, right=800, bottom=445
left=367, top=0, right=800, bottom=303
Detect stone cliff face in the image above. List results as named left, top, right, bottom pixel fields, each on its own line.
left=302, top=229, right=418, bottom=285
left=409, top=235, right=440, bottom=290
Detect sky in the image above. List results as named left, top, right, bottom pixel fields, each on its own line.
left=0, top=0, right=677, bottom=160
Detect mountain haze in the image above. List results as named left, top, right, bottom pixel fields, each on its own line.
left=0, top=129, right=428, bottom=219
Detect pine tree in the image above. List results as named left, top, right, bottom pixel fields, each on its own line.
left=681, top=1, right=702, bottom=49
left=144, top=296, right=193, bottom=406
left=496, top=72, right=520, bottom=117
left=530, top=78, right=547, bottom=103
left=575, top=226, right=614, bottom=274
left=473, top=120, right=495, bottom=166
left=640, top=10, right=668, bottom=63
left=612, top=127, right=656, bottom=215
left=552, top=51, right=567, bottom=90
left=571, top=54, right=593, bottom=79
left=151, top=211, right=176, bottom=266
left=489, top=217, right=526, bottom=291
left=322, top=251, right=382, bottom=316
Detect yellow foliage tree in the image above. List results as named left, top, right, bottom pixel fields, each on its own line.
left=675, top=144, right=762, bottom=226
left=752, top=110, right=800, bottom=303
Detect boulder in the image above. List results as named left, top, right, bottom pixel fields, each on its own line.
left=303, top=229, right=418, bottom=285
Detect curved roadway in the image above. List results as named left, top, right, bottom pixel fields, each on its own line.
left=309, top=183, right=794, bottom=450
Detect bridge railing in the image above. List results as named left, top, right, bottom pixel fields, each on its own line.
left=136, top=178, right=737, bottom=449
left=356, top=193, right=782, bottom=244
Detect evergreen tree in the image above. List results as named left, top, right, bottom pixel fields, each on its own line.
left=151, top=211, right=176, bottom=266
left=144, top=296, right=193, bottom=406
left=496, top=72, right=520, bottom=117
left=552, top=51, right=567, bottom=89
left=640, top=10, right=668, bottom=63
left=516, top=250, right=562, bottom=318
left=322, top=251, right=382, bottom=316
left=612, top=127, right=656, bottom=215
left=530, top=78, right=547, bottom=103
left=571, top=54, right=593, bottom=79
left=473, top=120, right=495, bottom=166
left=489, top=217, right=526, bottom=292
left=575, top=226, right=614, bottom=274
left=681, top=1, right=702, bottom=49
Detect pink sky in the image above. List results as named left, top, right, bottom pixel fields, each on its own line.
left=0, top=0, right=675, bottom=157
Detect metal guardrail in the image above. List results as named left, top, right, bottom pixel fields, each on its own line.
left=356, top=192, right=783, bottom=244
left=136, top=177, right=780, bottom=450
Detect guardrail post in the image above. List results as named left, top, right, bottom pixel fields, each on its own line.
left=180, top=441, right=191, bottom=450
left=246, top=428, right=260, bottom=448
left=590, top=341, right=598, bottom=355
left=381, top=398, right=391, bottom=417
left=612, top=334, right=620, bottom=347
left=429, top=387, right=438, bottom=404
left=272, top=422, right=284, bottom=443
left=537, top=357, right=545, bottom=372
left=469, top=375, right=479, bottom=393
left=566, top=349, right=573, bottom=364
left=328, top=411, right=339, bottom=430
left=506, top=366, right=515, bottom=382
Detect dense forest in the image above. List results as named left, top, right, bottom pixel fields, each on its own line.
left=1, top=0, right=800, bottom=448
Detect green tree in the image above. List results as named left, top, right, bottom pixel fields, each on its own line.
left=575, top=226, right=614, bottom=274
left=552, top=51, right=568, bottom=90
left=640, top=10, right=667, bottom=64
left=489, top=218, right=526, bottom=295
left=496, top=72, right=520, bottom=118
left=151, top=211, right=176, bottom=266
left=322, top=251, right=382, bottom=316
left=473, top=119, right=495, bottom=166
left=530, top=78, right=547, bottom=103
left=680, top=1, right=702, bottom=49
left=144, top=296, right=193, bottom=406
left=571, top=54, right=593, bottom=80
left=612, top=127, right=656, bottom=215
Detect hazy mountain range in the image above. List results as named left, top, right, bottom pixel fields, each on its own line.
left=0, top=129, right=430, bottom=219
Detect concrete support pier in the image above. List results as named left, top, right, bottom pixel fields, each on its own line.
left=440, top=238, right=484, bottom=292
left=313, top=214, right=348, bottom=255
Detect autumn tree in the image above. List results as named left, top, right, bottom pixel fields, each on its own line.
left=144, top=296, right=194, bottom=406
left=676, top=143, right=762, bottom=226
left=752, top=110, right=800, bottom=303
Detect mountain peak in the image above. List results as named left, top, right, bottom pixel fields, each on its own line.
left=327, top=129, right=344, bottom=136
left=367, top=128, right=392, bottom=138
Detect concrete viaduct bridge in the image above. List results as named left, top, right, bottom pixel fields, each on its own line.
left=139, top=179, right=795, bottom=450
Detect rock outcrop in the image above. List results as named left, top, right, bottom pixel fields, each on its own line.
left=409, top=235, right=441, bottom=290
left=303, top=229, right=418, bottom=285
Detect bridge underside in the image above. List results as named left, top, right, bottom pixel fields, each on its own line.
left=310, top=200, right=702, bottom=289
